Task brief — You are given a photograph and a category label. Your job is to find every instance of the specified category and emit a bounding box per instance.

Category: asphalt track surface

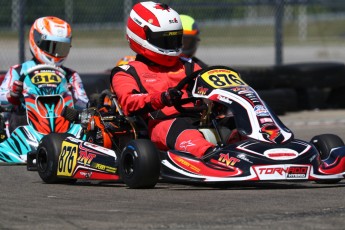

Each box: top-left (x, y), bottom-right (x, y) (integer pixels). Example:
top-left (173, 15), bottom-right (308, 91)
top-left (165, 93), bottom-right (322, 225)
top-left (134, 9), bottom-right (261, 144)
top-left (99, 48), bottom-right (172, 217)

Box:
top-left (1, 110), bottom-right (345, 230)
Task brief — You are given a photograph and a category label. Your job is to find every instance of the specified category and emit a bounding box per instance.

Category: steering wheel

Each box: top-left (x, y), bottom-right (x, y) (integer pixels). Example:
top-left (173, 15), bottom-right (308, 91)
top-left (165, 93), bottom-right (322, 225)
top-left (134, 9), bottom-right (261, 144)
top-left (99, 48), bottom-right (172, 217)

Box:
top-left (173, 69), bottom-right (207, 114)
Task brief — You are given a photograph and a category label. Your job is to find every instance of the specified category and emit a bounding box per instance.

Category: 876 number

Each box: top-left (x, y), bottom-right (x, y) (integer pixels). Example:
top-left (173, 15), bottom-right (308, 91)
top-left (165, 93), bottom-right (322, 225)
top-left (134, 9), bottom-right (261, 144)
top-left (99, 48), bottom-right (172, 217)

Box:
top-left (208, 74), bottom-right (245, 87)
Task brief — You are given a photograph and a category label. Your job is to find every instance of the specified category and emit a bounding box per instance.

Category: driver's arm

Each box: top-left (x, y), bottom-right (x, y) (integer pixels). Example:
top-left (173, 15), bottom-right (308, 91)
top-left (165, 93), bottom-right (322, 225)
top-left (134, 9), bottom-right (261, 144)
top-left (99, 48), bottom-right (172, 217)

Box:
top-left (111, 71), bottom-right (166, 116)
top-left (0, 66), bottom-right (21, 108)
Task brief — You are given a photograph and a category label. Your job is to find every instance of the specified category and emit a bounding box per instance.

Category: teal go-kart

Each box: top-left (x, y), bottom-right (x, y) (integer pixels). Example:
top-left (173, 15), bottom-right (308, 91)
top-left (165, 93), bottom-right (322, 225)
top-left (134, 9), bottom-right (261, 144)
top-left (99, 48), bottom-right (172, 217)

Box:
top-left (0, 64), bottom-right (83, 164)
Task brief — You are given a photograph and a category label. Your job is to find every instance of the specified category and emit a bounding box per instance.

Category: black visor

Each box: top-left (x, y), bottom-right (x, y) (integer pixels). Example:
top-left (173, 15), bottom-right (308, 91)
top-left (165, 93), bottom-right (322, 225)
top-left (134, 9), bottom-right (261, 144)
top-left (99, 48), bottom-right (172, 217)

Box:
top-left (145, 28), bottom-right (183, 51)
top-left (33, 29), bottom-right (71, 57)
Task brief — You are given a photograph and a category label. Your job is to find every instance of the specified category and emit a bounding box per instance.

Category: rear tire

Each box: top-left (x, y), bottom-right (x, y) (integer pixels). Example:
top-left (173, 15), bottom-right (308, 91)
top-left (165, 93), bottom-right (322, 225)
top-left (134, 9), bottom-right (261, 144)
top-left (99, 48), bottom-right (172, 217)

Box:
top-left (119, 139), bottom-right (160, 189)
top-left (37, 133), bottom-right (76, 184)
top-left (311, 134), bottom-right (344, 184)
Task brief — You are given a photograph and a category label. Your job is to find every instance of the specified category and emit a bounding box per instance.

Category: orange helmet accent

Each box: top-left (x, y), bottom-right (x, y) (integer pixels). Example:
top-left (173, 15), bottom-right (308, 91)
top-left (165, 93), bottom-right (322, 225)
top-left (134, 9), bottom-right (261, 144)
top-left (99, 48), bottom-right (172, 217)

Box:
top-left (29, 16), bottom-right (72, 66)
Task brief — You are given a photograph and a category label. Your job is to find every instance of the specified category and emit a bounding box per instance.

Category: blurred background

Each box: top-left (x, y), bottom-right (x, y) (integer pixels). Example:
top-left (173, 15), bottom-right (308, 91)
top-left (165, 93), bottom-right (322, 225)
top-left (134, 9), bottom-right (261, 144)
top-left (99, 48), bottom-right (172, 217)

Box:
top-left (2, 0), bottom-right (345, 72)
top-left (2, 0), bottom-right (345, 113)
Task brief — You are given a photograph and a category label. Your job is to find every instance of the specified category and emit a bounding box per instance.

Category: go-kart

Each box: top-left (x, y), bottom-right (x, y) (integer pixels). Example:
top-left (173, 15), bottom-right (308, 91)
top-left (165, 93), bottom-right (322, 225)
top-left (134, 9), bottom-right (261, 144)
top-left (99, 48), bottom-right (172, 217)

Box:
top-left (32, 66), bottom-right (345, 188)
top-left (0, 64), bottom-right (83, 164)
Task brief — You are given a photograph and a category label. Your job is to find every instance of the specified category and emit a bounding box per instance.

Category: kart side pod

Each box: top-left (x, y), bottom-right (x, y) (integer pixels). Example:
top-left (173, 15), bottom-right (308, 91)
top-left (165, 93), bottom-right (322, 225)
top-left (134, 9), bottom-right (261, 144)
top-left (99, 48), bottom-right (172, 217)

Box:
top-left (34, 133), bottom-right (160, 188)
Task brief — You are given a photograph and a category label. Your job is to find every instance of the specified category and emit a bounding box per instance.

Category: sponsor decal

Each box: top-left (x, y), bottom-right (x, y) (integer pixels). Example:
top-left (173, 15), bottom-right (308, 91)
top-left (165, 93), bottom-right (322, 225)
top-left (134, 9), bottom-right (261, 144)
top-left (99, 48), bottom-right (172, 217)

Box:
top-left (175, 156), bottom-right (201, 173)
top-left (37, 83), bottom-right (58, 88)
top-left (231, 87), bottom-right (247, 92)
top-left (254, 105), bottom-right (269, 117)
top-left (218, 153), bottom-right (240, 167)
top-left (179, 140), bottom-right (196, 151)
top-left (168, 18), bottom-right (178, 24)
top-left (133, 18), bottom-right (142, 26)
top-left (142, 73), bottom-right (157, 79)
top-left (238, 90), bottom-right (253, 94)
top-left (260, 123), bottom-right (281, 142)
top-left (237, 153), bottom-right (253, 163)
top-left (253, 165), bottom-right (309, 180)
top-left (80, 171), bottom-right (92, 179)
top-left (92, 163), bottom-right (117, 173)
top-left (145, 79), bottom-right (156, 83)
top-left (286, 166), bottom-right (309, 178)
top-left (130, 94), bottom-right (146, 98)
top-left (168, 152), bottom-right (243, 177)
top-left (260, 118), bottom-right (273, 123)
top-left (264, 148), bottom-right (298, 160)
top-left (245, 94), bottom-right (259, 101)
top-left (197, 86), bottom-right (209, 95)
top-left (78, 150), bottom-right (96, 166)
top-left (217, 95), bottom-right (232, 104)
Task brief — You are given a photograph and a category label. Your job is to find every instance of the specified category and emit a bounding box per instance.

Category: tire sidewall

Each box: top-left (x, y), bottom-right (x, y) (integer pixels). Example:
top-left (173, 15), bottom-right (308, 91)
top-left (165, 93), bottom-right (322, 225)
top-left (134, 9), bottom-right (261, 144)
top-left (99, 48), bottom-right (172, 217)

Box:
top-left (311, 134), bottom-right (344, 160)
top-left (119, 139), bottom-right (160, 189)
top-left (37, 133), bottom-right (72, 183)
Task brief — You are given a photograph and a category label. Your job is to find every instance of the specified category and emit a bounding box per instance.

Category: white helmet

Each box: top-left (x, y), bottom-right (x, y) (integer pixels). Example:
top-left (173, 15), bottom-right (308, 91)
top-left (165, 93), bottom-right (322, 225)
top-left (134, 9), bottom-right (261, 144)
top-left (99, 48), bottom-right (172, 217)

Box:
top-left (126, 1), bottom-right (183, 66)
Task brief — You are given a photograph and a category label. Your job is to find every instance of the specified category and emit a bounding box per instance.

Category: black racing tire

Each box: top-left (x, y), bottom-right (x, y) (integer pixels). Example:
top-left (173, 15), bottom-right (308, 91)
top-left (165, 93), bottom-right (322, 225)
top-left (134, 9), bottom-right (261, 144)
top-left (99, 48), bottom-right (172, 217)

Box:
top-left (310, 134), bottom-right (344, 184)
top-left (37, 133), bottom-right (76, 184)
top-left (119, 139), bottom-right (160, 189)
top-left (311, 134), bottom-right (344, 160)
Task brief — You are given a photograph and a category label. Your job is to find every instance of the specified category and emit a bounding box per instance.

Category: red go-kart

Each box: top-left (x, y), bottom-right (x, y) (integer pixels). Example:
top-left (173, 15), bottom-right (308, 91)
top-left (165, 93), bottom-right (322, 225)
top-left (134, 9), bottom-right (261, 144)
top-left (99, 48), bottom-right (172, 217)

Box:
top-left (31, 66), bottom-right (345, 188)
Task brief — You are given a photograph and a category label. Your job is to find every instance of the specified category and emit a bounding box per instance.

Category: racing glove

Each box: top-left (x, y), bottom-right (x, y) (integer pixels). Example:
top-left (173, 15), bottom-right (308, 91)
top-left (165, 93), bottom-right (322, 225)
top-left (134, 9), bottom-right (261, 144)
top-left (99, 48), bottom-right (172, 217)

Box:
top-left (161, 88), bottom-right (183, 107)
top-left (7, 80), bottom-right (23, 105)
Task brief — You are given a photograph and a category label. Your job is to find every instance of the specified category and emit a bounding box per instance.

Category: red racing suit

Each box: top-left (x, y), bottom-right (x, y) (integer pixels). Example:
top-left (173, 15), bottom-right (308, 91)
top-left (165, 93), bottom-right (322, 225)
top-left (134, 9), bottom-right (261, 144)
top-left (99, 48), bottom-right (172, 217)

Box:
top-left (111, 55), bottom-right (214, 158)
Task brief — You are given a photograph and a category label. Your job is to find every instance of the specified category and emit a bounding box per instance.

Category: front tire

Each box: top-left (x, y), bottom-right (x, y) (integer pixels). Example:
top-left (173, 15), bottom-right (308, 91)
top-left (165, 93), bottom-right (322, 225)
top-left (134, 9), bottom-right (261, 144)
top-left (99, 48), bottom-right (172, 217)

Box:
top-left (119, 139), bottom-right (160, 189)
top-left (311, 134), bottom-right (344, 160)
top-left (37, 133), bottom-right (75, 184)
top-left (311, 134), bottom-right (344, 184)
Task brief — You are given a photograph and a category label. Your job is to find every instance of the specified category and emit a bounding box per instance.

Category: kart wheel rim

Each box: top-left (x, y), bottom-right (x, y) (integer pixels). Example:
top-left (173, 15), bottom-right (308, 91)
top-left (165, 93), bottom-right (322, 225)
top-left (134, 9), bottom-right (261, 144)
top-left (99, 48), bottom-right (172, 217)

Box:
top-left (37, 147), bottom-right (48, 171)
top-left (123, 153), bottom-right (134, 177)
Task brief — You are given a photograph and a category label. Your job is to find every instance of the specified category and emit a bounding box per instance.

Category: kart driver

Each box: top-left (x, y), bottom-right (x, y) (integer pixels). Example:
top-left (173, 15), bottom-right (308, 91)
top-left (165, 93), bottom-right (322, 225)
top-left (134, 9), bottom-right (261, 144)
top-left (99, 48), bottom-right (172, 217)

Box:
top-left (111, 1), bottom-right (217, 158)
top-left (0, 16), bottom-right (89, 133)
top-left (180, 14), bottom-right (208, 68)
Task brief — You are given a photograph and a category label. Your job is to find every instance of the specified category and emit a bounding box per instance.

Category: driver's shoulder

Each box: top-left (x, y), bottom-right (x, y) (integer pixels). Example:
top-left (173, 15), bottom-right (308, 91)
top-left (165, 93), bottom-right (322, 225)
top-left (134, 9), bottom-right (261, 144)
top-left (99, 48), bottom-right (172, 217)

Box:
top-left (13, 60), bottom-right (36, 76)
top-left (60, 66), bottom-right (79, 78)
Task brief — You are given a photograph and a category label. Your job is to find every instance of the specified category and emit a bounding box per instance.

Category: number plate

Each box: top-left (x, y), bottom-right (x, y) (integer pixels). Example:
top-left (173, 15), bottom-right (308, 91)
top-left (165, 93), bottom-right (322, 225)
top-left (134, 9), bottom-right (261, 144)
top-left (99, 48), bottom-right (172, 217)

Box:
top-left (57, 141), bottom-right (78, 176)
top-left (201, 68), bottom-right (247, 88)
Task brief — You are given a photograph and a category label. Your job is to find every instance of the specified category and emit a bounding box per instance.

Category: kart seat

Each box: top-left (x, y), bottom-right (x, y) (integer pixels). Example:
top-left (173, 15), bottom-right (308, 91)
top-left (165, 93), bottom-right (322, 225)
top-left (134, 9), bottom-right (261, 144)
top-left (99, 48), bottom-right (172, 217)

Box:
top-left (199, 128), bottom-right (219, 145)
top-left (199, 126), bottom-right (232, 145)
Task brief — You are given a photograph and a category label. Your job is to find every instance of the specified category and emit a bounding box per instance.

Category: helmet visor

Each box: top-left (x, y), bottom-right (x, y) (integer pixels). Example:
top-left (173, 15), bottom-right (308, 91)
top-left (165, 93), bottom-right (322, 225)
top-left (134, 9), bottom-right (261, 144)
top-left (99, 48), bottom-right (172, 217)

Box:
top-left (34, 30), bottom-right (71, 57)
top-left (146, 29), bottom-right (183, 51)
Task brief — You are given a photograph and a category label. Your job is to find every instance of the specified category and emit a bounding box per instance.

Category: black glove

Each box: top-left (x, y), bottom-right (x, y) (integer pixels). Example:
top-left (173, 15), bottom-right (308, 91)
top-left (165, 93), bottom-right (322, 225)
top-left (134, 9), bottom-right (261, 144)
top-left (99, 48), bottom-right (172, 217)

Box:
top-left (161, 88), bottom-right (183, 107)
